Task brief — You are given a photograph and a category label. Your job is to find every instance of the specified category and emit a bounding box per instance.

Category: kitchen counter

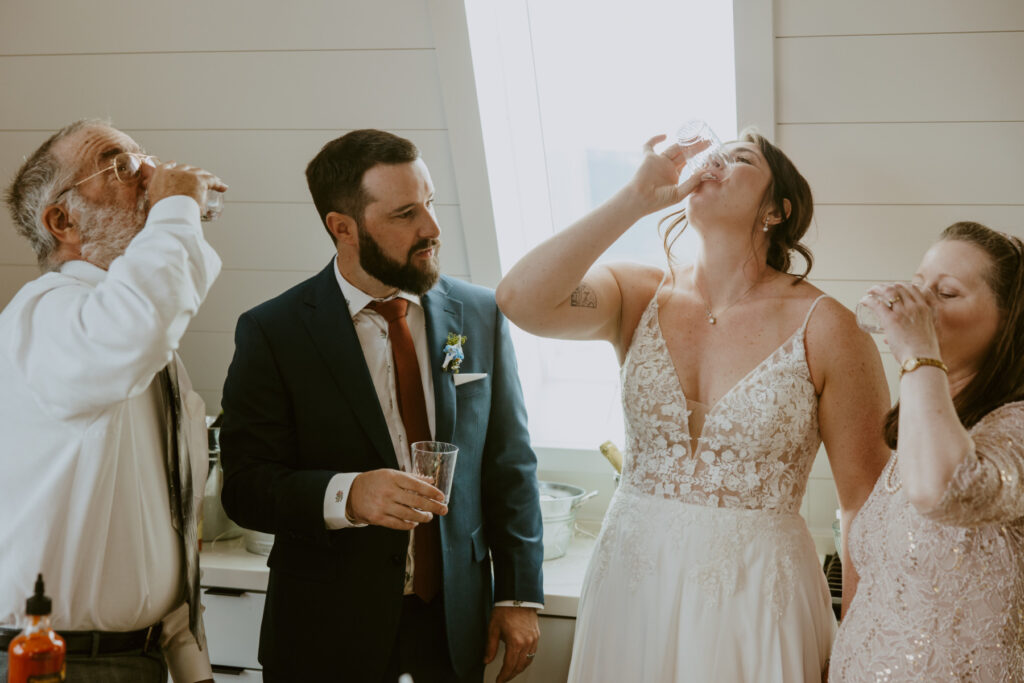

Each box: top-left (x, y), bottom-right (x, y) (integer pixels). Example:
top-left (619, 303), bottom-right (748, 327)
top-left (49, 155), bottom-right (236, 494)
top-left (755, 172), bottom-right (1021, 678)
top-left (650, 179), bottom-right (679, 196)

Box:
top-left (200, 529), bottom-right (597, 618)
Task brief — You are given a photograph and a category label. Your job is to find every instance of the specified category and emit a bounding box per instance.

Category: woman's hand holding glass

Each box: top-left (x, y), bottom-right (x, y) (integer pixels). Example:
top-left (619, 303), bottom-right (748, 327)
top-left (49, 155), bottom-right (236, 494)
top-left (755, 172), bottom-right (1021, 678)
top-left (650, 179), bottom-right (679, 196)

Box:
top-left (625, 135), bottom-right (706, 216)
top-left (676, 119), bottom-right (733, 183)
top-left (857, 283), bottom-right (942, 364)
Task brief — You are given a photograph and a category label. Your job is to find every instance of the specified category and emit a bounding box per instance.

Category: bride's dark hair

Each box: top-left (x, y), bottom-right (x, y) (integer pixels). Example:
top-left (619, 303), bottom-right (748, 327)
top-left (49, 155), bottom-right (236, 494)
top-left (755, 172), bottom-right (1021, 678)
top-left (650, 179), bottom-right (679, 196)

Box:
top-left (657, 128), bottom-right (815, 281)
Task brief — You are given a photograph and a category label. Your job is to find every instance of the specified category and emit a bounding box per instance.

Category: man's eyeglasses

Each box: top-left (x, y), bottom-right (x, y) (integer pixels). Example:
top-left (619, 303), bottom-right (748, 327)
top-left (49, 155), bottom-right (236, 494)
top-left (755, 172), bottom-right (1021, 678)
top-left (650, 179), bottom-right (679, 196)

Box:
top-left (53, 152), bottom-right (158, 202)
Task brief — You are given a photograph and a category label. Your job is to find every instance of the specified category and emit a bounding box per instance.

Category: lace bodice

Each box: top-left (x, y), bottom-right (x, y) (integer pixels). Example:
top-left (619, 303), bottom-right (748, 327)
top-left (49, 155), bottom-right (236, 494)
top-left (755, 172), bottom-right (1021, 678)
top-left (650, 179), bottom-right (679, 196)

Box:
top-left (619, 289), bottom-right (826, 513)
top-left (830, 401), bottom-right (1024, 681)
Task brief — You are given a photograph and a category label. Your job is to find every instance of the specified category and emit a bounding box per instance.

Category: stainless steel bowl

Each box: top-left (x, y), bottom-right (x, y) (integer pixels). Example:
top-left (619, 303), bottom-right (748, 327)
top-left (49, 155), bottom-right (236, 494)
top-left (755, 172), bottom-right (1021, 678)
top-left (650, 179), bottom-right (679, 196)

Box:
top-left (539, 481), bottom-right (597, 560)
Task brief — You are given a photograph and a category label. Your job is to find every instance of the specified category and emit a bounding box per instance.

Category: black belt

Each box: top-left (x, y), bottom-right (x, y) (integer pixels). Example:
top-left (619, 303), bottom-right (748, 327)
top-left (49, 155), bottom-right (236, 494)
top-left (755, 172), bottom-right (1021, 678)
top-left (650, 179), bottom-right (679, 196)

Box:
top-left (0, 623), bottom-right (162, 656)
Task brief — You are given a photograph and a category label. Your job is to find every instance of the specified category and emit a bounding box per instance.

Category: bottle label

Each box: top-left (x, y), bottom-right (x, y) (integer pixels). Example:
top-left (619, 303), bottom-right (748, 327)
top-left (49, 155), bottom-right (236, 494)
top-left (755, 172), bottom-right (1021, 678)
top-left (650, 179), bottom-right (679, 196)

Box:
top-left (27, 663), bottom-right (65, 682)
top-left (27, 674), bottom-right (64, 683)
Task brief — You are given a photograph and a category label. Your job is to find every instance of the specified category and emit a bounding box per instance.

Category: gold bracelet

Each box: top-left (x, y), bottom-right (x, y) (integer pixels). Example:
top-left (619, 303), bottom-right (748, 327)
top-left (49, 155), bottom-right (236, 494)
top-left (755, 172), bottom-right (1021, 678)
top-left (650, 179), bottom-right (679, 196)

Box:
top-left (898, 357), bottom-right (948, 378)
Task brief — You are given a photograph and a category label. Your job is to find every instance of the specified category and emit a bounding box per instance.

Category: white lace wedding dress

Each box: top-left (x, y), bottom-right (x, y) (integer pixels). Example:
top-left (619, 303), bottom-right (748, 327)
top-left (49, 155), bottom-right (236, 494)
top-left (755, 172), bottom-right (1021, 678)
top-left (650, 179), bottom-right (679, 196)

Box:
top-left (567, 289), bottom-right (836, 683)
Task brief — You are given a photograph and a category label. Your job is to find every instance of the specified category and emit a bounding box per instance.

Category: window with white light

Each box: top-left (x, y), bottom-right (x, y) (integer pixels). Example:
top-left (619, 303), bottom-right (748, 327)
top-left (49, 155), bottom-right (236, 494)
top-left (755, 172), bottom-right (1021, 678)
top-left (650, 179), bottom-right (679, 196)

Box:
top-left (467, 0), bottom-right (738, 451)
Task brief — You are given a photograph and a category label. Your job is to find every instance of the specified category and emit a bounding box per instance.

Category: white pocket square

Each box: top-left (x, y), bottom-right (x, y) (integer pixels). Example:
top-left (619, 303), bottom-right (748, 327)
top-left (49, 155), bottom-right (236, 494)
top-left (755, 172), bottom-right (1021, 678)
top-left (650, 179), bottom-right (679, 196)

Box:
top-left (454, 372), bottom-right (487, 387)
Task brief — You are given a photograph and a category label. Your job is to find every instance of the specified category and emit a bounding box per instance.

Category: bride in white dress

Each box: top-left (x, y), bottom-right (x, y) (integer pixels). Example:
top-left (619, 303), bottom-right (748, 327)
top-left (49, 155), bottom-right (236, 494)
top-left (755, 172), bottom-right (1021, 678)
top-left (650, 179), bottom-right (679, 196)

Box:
top-left (496, 131), bottom-right (891, 682)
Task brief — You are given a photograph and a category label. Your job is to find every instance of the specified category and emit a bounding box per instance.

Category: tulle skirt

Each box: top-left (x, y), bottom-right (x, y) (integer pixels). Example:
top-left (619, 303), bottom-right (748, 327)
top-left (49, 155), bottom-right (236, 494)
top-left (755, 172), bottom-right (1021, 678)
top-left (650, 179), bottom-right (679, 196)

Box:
top-left (567, 487), bottom-right (836, 683)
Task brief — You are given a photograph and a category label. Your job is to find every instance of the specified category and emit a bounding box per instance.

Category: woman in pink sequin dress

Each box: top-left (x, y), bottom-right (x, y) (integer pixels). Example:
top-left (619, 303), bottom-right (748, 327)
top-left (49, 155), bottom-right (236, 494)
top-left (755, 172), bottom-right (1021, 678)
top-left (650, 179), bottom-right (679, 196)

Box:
top-left (830, 222), bottom-right (1024, 681)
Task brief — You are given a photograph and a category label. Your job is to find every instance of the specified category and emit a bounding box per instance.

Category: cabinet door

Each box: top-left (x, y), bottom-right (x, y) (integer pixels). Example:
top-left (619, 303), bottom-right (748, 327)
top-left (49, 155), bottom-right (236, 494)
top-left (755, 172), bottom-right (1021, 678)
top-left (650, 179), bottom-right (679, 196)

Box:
top-left (483, 615), bottom-right (576, 682)
top-left (202, 586), bottom-right (266, 670)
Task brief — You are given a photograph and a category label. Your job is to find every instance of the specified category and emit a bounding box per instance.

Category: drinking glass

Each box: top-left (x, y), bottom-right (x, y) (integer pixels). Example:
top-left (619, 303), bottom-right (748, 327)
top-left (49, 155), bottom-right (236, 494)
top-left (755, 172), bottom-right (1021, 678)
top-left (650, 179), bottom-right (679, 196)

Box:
top-left (855, 297), bottom-right (884, 334)
top-left (201, 189), bottom-right (224, 222)
top-left (675, 119), bottom-right (732, 183)
top-left (411, 441), bottom-right (458, 504)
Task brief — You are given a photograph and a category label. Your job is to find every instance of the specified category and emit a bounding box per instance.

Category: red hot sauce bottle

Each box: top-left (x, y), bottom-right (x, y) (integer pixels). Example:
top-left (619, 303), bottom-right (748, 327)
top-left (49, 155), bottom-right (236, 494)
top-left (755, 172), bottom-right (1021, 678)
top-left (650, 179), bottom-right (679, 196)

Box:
top-left (7, 574), bottom-right (65, 683)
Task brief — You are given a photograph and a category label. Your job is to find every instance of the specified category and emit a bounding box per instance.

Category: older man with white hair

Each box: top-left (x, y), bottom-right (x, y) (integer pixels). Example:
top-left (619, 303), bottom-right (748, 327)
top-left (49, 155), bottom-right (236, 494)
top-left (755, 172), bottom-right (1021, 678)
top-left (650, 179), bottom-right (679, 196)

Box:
top-left (0, 119), bottom-right (224, 683)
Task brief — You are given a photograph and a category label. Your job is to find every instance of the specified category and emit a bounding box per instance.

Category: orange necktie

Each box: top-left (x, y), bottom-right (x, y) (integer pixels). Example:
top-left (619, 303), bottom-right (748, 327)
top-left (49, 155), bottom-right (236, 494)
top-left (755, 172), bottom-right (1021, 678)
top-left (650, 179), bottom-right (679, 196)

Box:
top-left (366, 298), bottom-right (442, 602)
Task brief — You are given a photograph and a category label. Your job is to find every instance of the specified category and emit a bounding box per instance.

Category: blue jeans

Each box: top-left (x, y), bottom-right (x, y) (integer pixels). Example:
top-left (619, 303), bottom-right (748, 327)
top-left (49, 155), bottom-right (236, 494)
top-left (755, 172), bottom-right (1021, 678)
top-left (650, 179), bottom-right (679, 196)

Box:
top-left (0, 648), bottom-right (168, 682)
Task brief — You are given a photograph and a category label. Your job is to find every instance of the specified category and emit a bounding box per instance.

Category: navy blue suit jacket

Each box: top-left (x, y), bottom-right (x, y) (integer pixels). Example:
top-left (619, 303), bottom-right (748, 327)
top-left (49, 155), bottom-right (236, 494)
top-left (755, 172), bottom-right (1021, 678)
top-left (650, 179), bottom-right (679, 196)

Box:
top-left (219, 263), bottom-right (544, 680)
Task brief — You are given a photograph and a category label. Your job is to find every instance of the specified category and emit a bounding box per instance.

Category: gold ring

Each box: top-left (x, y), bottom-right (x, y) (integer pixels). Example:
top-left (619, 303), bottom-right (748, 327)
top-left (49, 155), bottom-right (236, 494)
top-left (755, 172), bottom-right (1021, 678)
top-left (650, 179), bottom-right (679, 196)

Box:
top-left (886, 296), bottom-right (901, 308)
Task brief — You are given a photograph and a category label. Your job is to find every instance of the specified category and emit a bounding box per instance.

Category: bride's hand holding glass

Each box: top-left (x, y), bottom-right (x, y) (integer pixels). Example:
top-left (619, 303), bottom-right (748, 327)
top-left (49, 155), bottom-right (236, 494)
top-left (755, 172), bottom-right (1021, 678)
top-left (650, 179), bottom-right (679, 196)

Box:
top-left (624, 135), bottom-right (706, 216)
top-left (857, 282), bottom-right (942, 364)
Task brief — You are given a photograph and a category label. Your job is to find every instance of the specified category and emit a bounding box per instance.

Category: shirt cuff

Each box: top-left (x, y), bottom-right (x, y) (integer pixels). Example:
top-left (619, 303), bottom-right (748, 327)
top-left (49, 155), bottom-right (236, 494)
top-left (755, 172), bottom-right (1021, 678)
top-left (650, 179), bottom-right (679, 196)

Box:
top-left (324, 472), bottom-right (368, 529)
top-left (495, 600), bottom-right (545, 609)
top-left (147, 194), bottom-right (201, 227)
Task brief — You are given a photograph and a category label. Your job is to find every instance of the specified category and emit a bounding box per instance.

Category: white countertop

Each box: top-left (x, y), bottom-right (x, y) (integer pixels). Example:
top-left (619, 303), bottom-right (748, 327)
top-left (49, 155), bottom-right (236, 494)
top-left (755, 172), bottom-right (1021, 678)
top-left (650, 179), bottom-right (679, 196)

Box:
top-left (199, 529), bottom-right (596, 619)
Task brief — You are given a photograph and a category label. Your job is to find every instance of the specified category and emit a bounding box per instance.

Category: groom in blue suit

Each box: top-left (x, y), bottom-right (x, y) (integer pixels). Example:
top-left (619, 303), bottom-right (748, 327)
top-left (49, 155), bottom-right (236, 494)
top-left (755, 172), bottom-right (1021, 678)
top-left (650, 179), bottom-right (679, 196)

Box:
top-left (219, 130), bottom-right (544, 682)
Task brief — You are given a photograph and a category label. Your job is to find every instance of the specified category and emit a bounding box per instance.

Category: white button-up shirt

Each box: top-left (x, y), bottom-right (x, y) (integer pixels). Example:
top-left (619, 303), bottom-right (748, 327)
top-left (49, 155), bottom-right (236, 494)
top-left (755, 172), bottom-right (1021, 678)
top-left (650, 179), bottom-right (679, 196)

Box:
top-left (0, 196), bottom-right (220, 683)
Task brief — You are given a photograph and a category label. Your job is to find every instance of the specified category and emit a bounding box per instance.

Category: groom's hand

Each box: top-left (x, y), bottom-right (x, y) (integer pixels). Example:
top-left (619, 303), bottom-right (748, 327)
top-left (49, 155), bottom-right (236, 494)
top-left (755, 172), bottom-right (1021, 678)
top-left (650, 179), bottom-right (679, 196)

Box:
top-left (484, 606), bottom-right (540, 682)
top-left (347, 469), bottom-right (448, 530)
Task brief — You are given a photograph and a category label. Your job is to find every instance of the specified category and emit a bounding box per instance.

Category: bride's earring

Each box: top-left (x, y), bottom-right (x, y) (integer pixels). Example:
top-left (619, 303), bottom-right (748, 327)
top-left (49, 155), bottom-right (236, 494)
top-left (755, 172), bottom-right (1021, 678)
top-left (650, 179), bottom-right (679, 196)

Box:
top-left (762, 218), bottom-right (770, 232)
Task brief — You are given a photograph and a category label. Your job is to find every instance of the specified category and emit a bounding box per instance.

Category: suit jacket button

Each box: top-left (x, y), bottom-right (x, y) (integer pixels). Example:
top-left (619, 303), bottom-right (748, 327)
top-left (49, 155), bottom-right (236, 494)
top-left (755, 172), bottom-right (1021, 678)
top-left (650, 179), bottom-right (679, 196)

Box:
top-left (391, 554), bottom-right (403, 565)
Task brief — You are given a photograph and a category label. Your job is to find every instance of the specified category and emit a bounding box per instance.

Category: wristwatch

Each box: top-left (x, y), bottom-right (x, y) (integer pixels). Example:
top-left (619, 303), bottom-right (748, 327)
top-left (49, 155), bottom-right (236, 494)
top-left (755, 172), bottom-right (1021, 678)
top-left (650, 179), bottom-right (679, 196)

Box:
top-left (899, 357), bottom-right (948, 378)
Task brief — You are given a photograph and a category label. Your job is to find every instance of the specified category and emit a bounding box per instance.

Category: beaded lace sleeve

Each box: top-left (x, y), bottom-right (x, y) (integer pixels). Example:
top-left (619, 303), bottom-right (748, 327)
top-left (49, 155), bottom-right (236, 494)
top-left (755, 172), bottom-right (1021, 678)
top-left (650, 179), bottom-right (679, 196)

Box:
top-left (920, 400), bottom-right (1024, 528)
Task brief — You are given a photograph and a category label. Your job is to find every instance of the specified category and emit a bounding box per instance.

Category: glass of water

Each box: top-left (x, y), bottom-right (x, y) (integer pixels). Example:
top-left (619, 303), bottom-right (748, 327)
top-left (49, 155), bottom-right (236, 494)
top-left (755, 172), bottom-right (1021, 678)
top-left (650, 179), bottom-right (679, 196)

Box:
top-left (201, 189), bottom-right (224, 222)
top-left (676, 119), bottom-right (732, 183)
top-left (855, 297), bottom-right (885, 334)
top-left (411, 441), bottom-right (458, 504)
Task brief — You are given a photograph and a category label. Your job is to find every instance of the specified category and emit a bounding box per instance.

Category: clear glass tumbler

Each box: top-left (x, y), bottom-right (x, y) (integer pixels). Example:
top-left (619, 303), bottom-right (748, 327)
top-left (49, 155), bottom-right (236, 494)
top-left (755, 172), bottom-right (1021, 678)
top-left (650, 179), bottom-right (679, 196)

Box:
top-left (855, 296), bottom-right (884, 334)
top-left (411, 441), bottom-right (458, 504)
top-left (201, 189), bottom-right (224, 222)
top-left (676, 119), bottom-right (732, 183)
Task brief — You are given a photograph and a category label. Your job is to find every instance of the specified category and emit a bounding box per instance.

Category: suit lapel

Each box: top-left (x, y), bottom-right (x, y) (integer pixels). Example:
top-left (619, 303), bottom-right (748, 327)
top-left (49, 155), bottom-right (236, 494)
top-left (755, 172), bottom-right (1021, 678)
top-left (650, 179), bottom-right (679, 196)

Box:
top-left (422, 277), bottom-right (462, 445)
top-left (301, 263), bottom-right (399, 470)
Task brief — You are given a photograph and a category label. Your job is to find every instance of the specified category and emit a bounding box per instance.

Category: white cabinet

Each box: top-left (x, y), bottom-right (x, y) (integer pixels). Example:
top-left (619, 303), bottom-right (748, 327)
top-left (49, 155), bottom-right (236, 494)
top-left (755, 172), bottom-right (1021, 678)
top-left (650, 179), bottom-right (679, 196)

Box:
top-left (199, 535), bottom-right (592, 682)
top-left (483, 615), bottom-right (576, 683)
top-left (212, 667), bottom-right (263, 682)
top-left (202, 585), bottom-right (265, 680)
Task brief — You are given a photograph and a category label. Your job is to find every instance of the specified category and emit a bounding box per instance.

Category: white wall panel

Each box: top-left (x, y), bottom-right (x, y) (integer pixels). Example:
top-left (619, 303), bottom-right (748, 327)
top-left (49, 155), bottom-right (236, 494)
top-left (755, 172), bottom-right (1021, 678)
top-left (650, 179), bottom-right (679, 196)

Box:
top-left (202, 203), bottom-right (467, 273)
top-left (778, 122), bottom-right (1024, 205)
top-left (0, 1), bottom-right (432, 55)
top-left (0, 226), bottom-right (37, 267)
top-left (0, 265), bottom-right (37, 308)
top-left (0, 202), bottom-right (468, 287)
top-left (0, 130), bottom-right (459, 207)
top-left (178, 330), bottom-right (237, 397)
top-left (189, 270), bottom-right (318, 335)
top-left (121, 130), bottom-right (460, 204)
top-left (776, 0), bottom-right (1024, 37)
top-left (0, 0), bottom-right (498, 427)
top-left (807, 205), bottom-right (1024, 281)
top-left (0, 51), bottom-right (446, 130)
top-left (778, 33), bottom-right (1024, 123)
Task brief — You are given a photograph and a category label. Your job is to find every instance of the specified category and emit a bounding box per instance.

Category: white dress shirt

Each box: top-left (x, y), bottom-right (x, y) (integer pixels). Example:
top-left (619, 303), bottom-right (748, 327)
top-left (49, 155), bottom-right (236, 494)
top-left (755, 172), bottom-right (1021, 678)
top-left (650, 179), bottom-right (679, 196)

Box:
top-left (322, 259), bottom-right (542, 609)
top-left (0, 196), bottom-right (219, 683)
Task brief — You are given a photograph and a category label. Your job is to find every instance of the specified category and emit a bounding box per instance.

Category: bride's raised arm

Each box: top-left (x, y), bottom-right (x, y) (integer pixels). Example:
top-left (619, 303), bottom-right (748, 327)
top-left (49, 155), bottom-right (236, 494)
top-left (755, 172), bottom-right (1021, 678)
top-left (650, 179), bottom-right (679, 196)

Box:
top-left (496, 135), bottom-right (701, 349)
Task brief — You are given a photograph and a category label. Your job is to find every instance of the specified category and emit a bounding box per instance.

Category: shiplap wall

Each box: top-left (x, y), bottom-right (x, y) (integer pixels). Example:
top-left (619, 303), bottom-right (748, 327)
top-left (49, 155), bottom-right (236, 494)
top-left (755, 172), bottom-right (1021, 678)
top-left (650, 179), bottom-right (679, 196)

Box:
top-left (0, 0), bottom-right (500, 413)
top-left (772, 0), bottom-right (1024, 540)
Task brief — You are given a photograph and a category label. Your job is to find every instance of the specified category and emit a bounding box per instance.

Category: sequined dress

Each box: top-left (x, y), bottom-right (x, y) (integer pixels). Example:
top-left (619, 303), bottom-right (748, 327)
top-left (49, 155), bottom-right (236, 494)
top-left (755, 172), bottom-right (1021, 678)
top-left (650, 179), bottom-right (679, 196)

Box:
top-left (830, 401), bottom-right (1024, 682)
top-left (566, 289), bottom-right (836, 683)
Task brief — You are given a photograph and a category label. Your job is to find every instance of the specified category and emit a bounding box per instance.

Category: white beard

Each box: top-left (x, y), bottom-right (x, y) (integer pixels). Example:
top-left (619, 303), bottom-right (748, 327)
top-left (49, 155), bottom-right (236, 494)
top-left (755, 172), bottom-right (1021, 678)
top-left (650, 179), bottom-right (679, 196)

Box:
top-left (67, 193), bottom-right (148, 270)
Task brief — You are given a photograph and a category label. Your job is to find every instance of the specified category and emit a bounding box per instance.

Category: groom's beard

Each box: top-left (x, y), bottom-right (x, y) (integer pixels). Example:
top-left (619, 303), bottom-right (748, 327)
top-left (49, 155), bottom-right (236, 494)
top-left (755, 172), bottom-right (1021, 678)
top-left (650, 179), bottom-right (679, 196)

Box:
top-left (357, 223), bottom-right (441, 296)
top-left (67, 192), bottom-right (148, 270)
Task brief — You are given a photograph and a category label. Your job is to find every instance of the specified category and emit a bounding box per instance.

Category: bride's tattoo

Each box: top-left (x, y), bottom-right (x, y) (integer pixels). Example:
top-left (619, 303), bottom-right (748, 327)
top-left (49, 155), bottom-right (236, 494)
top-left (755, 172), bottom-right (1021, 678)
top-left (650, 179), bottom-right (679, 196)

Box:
top-left (571, 284), bottom-right (598, 308)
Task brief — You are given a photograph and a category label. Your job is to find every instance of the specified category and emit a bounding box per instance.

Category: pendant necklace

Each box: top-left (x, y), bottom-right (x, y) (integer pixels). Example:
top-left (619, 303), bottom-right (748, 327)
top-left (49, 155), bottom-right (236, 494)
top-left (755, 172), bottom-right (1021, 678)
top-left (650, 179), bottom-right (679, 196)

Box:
top-left (693, 273), bottom-right (764, 325)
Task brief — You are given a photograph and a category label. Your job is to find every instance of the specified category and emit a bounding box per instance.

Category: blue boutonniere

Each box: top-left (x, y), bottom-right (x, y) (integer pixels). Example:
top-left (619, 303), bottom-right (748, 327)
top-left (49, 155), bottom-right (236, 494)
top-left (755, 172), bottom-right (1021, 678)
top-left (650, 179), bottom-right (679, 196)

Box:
top-left (442, 332), bottom-right (467, 373)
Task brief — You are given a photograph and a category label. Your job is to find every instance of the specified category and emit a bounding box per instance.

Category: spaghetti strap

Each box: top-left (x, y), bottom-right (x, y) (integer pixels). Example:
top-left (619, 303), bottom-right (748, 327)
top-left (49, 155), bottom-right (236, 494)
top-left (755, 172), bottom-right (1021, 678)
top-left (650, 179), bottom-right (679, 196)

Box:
top-left (799, 294), bottom-right (831, 334)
